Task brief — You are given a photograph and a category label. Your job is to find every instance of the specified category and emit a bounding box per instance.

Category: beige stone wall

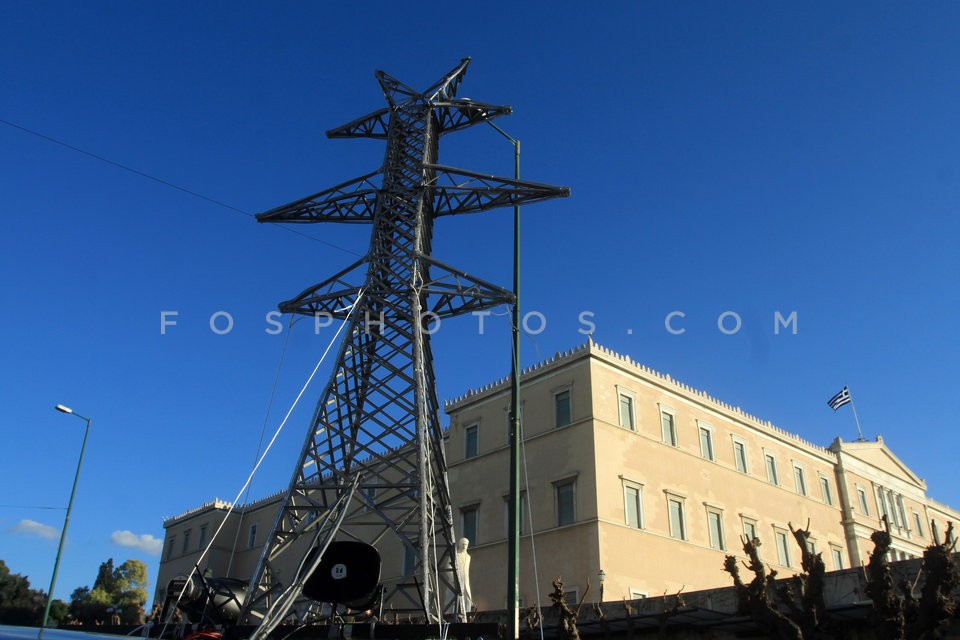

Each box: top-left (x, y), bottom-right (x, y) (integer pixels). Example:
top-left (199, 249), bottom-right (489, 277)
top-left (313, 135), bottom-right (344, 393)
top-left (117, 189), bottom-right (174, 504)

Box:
top-left (589, 356), bottom-right (845, 599)
top-left (926, 500), bottom-right (960, 545)
top-left (445, 344), bottom-right (851, 607)
top-left (829, 437), bottom-right (947, 563)
top-left (154, 500), bottom-right (276, 605)
top-left (154, 341), bottom-right (960, 615)
top-left (446, 352), bottom-right (598, 610)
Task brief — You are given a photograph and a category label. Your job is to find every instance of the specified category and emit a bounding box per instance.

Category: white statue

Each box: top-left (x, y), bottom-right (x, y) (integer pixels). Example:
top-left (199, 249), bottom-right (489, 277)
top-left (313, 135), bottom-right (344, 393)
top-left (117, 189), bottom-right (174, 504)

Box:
top-left (455, 537), bottom-right (473, 611)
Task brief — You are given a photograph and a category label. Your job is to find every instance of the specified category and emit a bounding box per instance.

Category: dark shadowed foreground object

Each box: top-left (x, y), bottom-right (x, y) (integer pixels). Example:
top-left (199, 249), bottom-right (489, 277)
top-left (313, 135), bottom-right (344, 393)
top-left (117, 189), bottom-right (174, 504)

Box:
top-left (163, 575), bottom-right (247, 624)
top-left (303, 541), bottom-right (381, 610)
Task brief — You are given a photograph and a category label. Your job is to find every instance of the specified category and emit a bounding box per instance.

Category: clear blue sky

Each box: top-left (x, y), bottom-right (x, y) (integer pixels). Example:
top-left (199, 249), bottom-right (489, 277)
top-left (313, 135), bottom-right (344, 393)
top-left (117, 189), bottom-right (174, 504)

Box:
top-left (2, 1), bottom-right (958, 606)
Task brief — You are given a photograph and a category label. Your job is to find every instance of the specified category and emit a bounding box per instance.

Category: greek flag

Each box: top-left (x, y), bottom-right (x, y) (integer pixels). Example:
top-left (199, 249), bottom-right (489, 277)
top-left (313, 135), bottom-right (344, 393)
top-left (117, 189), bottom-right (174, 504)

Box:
top-left (828, 387), bottom-right (851, 411)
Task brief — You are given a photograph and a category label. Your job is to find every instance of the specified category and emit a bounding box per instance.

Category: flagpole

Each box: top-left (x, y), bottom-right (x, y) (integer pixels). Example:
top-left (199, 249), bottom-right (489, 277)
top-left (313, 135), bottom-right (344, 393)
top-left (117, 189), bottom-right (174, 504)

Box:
top-left (847, 385), bottom-right (865, 441)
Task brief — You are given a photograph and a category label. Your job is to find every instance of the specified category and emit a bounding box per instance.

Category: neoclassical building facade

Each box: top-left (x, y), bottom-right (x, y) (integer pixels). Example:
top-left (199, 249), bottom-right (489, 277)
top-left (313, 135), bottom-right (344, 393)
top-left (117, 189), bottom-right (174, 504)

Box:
top-left (155, 340), bottom-right (958, 612)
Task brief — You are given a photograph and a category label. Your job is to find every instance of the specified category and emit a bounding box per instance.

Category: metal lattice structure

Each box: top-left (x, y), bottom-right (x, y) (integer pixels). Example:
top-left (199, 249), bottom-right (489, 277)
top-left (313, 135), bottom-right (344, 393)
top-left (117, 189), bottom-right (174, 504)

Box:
top-left (241, 58), bottom-right (569, 628)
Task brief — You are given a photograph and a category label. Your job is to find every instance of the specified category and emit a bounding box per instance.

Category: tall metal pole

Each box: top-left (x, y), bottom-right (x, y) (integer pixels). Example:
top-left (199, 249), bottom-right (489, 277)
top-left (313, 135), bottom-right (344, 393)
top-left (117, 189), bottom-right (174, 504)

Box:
top-left (242, 59), bottom-right (568, 625)
top-left (488, 120), bottom-right (521, 640)
top-left (847, 385), bottom-right (866, 441)
top-left (43, 405), bottom-right (92, 630)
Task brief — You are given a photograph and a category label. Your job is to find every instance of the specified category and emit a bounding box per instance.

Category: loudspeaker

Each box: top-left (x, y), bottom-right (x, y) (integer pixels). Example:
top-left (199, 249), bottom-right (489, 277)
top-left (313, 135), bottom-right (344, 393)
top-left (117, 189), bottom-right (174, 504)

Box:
top-left (303, 541), bottom-right (381, 609)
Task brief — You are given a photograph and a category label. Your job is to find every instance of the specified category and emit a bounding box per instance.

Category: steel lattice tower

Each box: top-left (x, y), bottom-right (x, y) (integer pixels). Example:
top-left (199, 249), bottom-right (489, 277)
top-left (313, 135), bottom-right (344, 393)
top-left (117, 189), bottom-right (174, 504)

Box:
top-left (241, 58), bottom-right (569, 628)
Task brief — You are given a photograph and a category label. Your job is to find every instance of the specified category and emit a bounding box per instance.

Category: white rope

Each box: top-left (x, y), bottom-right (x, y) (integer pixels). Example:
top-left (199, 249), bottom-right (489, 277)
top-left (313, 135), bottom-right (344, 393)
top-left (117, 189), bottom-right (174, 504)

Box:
top-left (160, 289), bottom-right (365, 635)
top-left (228, 314), bottom-right (296, 575)
top-left (502, 304), bottom-right (546, 637)
top-left (520, 413), bottom-right (546, 640)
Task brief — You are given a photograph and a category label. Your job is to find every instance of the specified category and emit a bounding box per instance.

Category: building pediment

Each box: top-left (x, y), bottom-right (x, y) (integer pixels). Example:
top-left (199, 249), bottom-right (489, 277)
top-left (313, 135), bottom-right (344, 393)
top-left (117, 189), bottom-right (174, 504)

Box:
top-left (831, 436), bottom-right (926, 490)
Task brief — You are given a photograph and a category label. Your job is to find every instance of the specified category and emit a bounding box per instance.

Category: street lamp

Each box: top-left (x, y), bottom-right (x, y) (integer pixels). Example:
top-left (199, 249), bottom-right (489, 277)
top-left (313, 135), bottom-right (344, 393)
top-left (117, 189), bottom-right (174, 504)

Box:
top-left (42, 404), bottom-right (92, 630)
top-left (598, 569), bottom-right (606, 603)
top-left (486, 119), bottom-right (522, 640)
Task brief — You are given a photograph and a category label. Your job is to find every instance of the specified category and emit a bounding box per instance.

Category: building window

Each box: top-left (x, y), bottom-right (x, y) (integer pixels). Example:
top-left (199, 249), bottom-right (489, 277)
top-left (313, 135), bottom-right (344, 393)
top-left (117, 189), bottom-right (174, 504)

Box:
top-left (742, 518), bottom-right (758, 545)
top-left (831, 547), bottom-right (844, 570)
top-left (819, 475), bottom-right (833, 505)
top-left (707, 509), bottom-right (725, 550)
top-left (166, 537), bottom-right (175, 560)
top-left (402, 539), bottom-right (417, 575)
top-left (765, 452), bottom-right (779, 485)
top-left (198, 525), bottom-right (207, 550)
top-left (806, 538), bottom-right (817, 555)
top-left (182, 529), bottom-right (191, 554)
top-left (661, 409), bottom-right (677, 447)
top-left (618, 391), bottom-right (636, 431)
top-left (555, 389), bottom-right (572, 428)
top-left (895, 496), bottom-right (908, 531)
top-left (628, 589), bottom-right (647, 600)
top-left (563, 589), bottom-right (579, 607)
top-left (932, 520), bottom-right (940, 542)
top-left (732, 438), bottom-right (748, 474)
top-left (793, 464), bottom-right (807, 496)
top-left (699, 424), bottom-right (715, 461)
top-left (885, 491), bottom-right (901, 528)
top-left (667, 496), bottom-right (686, 540)
top-left (857, 487), bottom-right (870, 515)
top-left (775, 529), bottom-right (791, 567)
top-left (460, 505), bottom-right (479, 546)
top-left (556, 479), bottom-right (576, 526)
top-left (913, 511), bottom-right (925, 537)
top-left (464, 424), bottom-right (479, 459)
top-left (623, 483), bottom-right (643, 529)
top-left (247, 524), bottom-right (258, 548)
top-left (875, 487), bottom-right (889, 521)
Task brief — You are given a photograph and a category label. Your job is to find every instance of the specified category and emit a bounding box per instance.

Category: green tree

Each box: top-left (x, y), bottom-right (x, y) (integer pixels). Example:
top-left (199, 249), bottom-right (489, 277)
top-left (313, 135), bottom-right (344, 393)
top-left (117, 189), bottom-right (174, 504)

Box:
top-left (47, 600), bottom-right (69, 625)
top-left (92, 559), bottom-right (117, 595)
top-left (0, 559), bottom-right (65, 627)
top-left (115, 560), bottom-right (148, 623)
top-left (69, 558), bottom-right (149, 625)
top-left (68, 586), bottom-right (93, 623)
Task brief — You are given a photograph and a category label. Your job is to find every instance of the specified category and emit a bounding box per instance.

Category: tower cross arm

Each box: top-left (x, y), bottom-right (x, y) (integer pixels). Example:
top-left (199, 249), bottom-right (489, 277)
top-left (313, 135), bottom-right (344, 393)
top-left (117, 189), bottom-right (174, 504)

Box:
top-left (434, 99), bottom-right (512, 135)
top-left (375, 70), bottom-right (421, 107)
top-left (328, 57), bottom-right (472, 137)
top-left (418, 254), bottom-right (514, 319)
top-left (275, 257), bottom-right (368, 318)
top-left (425, 164), bottom-right (570, 217)
top-left (278, 287), bottom-right (365, 318)
top-left (256, 171), bottom-right (381, 223)
top-left (423, 57), bottom-right (472, 102)
top-left (326, 108), bottom-right (392, 139)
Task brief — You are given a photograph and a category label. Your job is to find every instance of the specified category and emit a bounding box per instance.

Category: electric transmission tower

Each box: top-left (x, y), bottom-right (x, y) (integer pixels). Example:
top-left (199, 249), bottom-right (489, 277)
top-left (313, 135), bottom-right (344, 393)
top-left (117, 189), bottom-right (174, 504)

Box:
top-left (241, 58), bottom-right (569, 629)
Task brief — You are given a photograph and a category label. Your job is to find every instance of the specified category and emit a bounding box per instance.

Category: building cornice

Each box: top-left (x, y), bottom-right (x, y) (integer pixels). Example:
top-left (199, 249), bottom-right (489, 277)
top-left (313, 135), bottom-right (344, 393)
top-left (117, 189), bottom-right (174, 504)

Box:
top-left (926, 496), bottom-right (960, 519)
top-left (446, 339), bottom-right (834, 460)
top-left (587, 341), bottom-right (835, 460)
top-left (444, 340), bottom-right (593, 411)
top-left (162, 499), bottom-right (232, 526)
top-left (163, 489), bottom-right (289, 526)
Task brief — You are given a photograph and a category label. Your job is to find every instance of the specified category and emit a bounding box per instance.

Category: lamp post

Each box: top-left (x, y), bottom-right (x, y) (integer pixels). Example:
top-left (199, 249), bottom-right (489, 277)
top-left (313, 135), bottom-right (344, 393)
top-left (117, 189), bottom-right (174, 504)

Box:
top-left (598, 569), bottom-right (606, 603)
top-left (42, 404), bottom-right (92, 630)
top-left (486, 119), bottom-right (522, 640)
